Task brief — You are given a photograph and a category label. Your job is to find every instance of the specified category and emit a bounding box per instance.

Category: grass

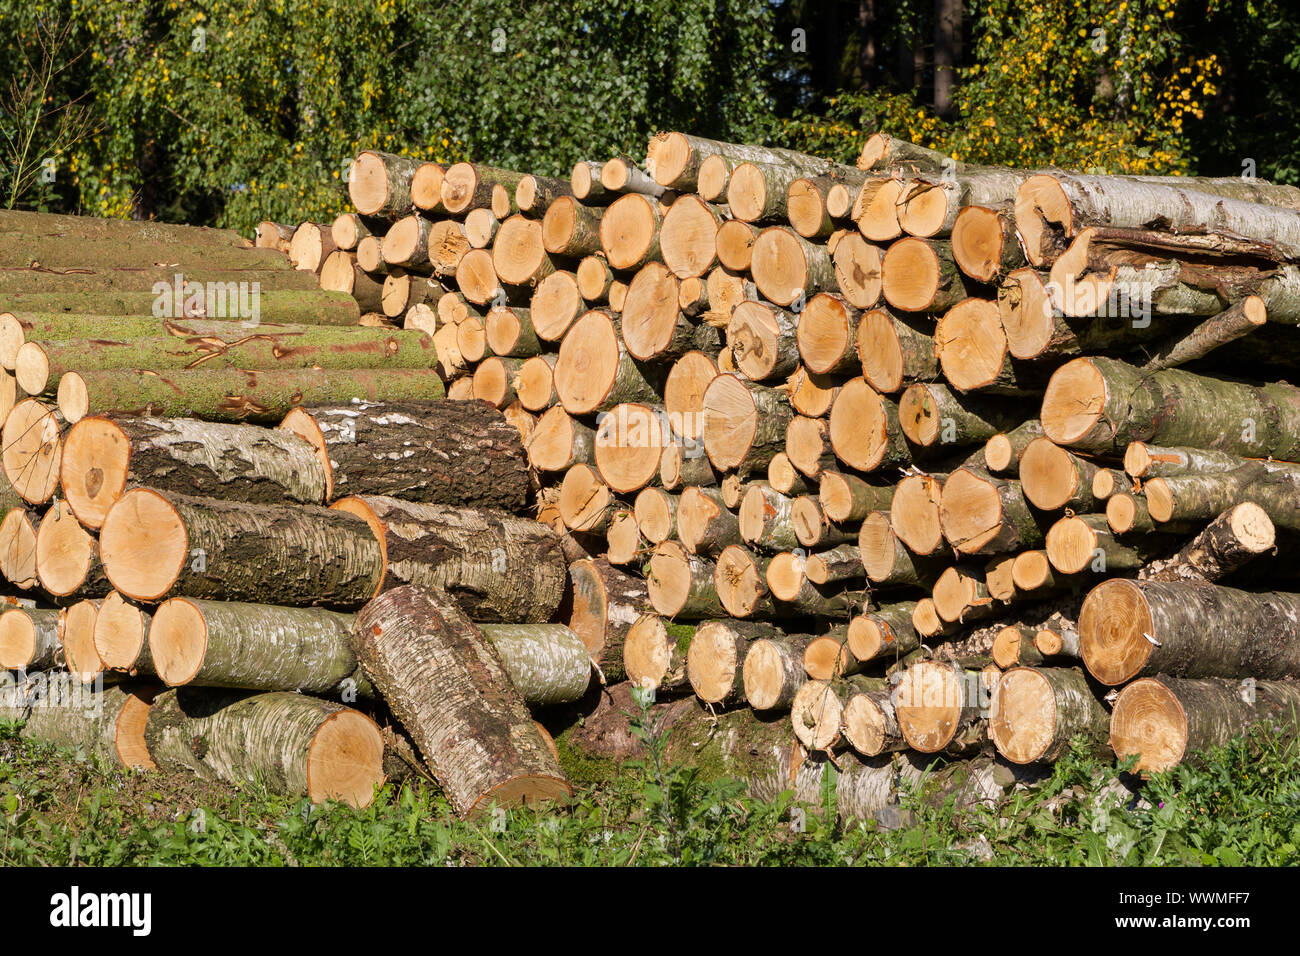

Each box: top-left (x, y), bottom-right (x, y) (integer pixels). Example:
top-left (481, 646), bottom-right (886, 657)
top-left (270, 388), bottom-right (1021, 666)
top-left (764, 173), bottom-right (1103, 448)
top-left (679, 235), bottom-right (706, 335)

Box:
top-left (0, 707), bottom-right (1297, 867)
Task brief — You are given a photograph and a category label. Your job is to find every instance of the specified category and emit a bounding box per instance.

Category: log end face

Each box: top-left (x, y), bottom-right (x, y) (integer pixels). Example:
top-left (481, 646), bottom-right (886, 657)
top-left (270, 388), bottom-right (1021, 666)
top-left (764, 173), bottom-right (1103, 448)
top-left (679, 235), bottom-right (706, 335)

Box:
top-left (1045, 515), bottom-right (1100, 574)
top-left (624, 613), bottom-right (670, 689)
top-left (893, 661), bottom-right (962, 752)
top-left (1041, 358), bottom-right (1106, 447)
top-left (742, 639), bottom-right (783, 710)
top-left (828, 378), bottom-right (887, 473)
top-left (100, 488), bottom-right (187, 603)
top-left (0, 609), bottom-right (35, 669)
top-left (791, 679), bottom-right (842, 750)
top-left (686, 621), bottom-right (739, 703)
top-left (114, 685), bottom-right (158, 771)
top-left (1014, 174), bottom-right (1071, 266)
top-left (881, 238), bottom-right (939, 312)
top-left (307, 709), bottom-right (387, 809)
top-left (149, 598), bottom-right (207, 686)
top-left (1020, 437), bottom-right (1078, 511)
top-left (467, 774), bottom-right (572, 819)
top-left (93, 591), bottom-right (147, 671)
top-left (1228, 502), bottom-right (1275, 553)
top-left (939, 468), bottom-right (1002, 554)
top-left (1079, 578), bottom-right (1155, 685)
top-left (1109, 678), bottom-right (1188, 773)
top-left (842, 693), bottom-right (887, 756)
top-left (989, 666), bottom-right (1055, 764)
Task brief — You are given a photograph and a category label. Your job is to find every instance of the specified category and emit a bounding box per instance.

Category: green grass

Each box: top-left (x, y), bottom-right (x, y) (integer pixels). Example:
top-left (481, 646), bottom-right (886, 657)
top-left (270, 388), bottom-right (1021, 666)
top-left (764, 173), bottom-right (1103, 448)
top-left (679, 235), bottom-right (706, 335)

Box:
top-left (0, 711), bottom-right (1297, 866)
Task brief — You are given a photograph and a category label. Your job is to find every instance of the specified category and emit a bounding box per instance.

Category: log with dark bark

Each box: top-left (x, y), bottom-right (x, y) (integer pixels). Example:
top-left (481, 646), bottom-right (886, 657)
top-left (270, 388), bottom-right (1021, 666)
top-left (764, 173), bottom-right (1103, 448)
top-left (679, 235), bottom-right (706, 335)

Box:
top-left (565, 558), bottom-right (649, 685)
top-left (353, 585), bottom-right (570, 815)
top-left (330, 494), bottom-right (566, 623)
top-left (280, 399), bottom-right (528, 511)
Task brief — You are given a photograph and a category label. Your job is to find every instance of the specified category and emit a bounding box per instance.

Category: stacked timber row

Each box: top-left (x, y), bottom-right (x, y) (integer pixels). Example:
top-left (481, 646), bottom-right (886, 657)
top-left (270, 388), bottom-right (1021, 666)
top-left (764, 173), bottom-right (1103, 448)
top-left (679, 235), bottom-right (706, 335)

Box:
top-left (314, 132), bottom-right (1300, 801)
top-left (0, 210), bottom-right (601, 817)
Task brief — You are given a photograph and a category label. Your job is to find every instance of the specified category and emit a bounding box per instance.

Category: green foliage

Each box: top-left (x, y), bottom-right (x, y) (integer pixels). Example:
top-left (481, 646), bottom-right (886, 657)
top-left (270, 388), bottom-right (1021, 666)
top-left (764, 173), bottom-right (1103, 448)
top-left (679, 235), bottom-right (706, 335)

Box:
top-left (1, 722), bottom-right (1297, 866)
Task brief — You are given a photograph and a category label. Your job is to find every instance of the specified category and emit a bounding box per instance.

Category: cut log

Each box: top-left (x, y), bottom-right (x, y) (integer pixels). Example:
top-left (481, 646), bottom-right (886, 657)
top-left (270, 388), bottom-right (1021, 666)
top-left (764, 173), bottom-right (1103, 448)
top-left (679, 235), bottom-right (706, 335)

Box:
top-left (280, 400), bottom-right (528, 511)
top-left (527, 407), bottom-right (594, 472)
top-left (472, 357), bottom-right (525, 409)
top-left (623, 263), bottom-right (716, 361)
top-left (35, 501), bottom-right (110, 599)
top-left (62, 415), bottom-right (326, 529)
top-left (484, 306), bottom-right (540, 358)
top-left (842, 688), bottom-right (906, 757)
top-left (663, 350), bottom-right (718, 444)
top-left (1140, 503), bottom-right (1275, 584)
top-left (410, 162), bottom-right (446, 213)
top-left (1141, 297), bottom-right (1268, 372)
top-left (600, 157), bottom-right (662, 197)
top-left (52, 367), bottom-right (443, 425)
top-left (818, 471), bottom-right (893, 524)
top-left (1110, 676), bottom-right (1300, 773)
top-left (802, 628), bottom-right (861, 680)
top-left (714, 544), bottom-right (775, 618)
top-left (0, 676), bottom-right (155, 769)
top-left (1079, 578), bottom-right (1300, 685)
top-left (1015, 172), bottom-right (1300, 266)
top-left (599, 194), bottom-right (663, 271)
top-left (566, 558), bottom-right (649, 686)
top-left (856, 308), bottom-right (937, 395)
top-left (786, 176), bottom-right (837, 239)
top-left (990, 625), bottom-right (1045, 670)
top-left (623, 613), bottom-right (693, 694)
top-left (1142, 465), bottom-right (1300, 531)
top-left (796, 293), bottom-right (861, 375)
top-left (593, 402), bottom-right (667, 494)
top-left (792, 676), bottom-right (884, 751)
top-left (556, 463), bottom-right (614, 533)
top-left (646, 541), bottom-right (725, 618)
top-left (0, 606), bottom-right (60, 670)
top-left (1045, 513), bottom-right (1166, 575)
top-left (555, 309), bottom-right (659, 415)
top-left (688, 619), bottom-right (786, 707)
top-left (2, 398), bottom-right (63, 504)
top-left (542, 197), bottom-right (603, 258)
top-left (352, 585), bottom-right (569, 815)
top-left (989, 665), bottom-right (1108, 764)
top-left (727, 162), bottom-right (803, 223)
top-left (785, 366), bottom-right (840, 417)
top-left (0, 506), bottom-right (37, 589)
top-left (515, 174), bottom-right (573, 217)
top-left (349, 150), bottom-right (422, 219)
top-left (889, 474), bottom-right (947, 556)
top-left (100, 488), bottom-right (384, 606)
top-left (827, 378), bottom-right (909, 473)
top-left (660, 194), bottom-right (721, 278)
top-left (739, 484), bottom-right (799, 551)
top-left (605, 507), bottom-right (642, 566)
top-left (743, 633), bottom-right (814, 711)
top-left (1091, 468), bottom-right (1133, 501)
top-left (893, 660), bottom-right (988, 754)
top-left (648, 133), bottom-right (846, 190)
top-left (515, 354), bottom-right (558, 412)
top-left (857, 134), bottom-right (954, 173)
top-left (727, 300), bottom-right (798, 381)
top-left (1040, 356), bottom-right (1300, 458)
top-left (659, 441), bottom-right (716, 490)
top-left (332, 494), bottom-right (565, 623)
top-left (569, 161), bottom-right (609, 203)
top-left (882, 238), bottom-right (971, 313)
top-left (846, 601), bottom-right (922, 663)
top-left (952, 203), bottom-right (1025, 282)
top-left (441, 163), bottom-right (526, 217)
top-left (676, 486), bottom-right (741, 556)
top-left (701, 375), bottom-right (794, 476)
top-left (60, 598), bottom-right (103, 681)
top-left (932, 565), bottom-right (998, 625)
top-left (453, 248), bottom-right (502, 306)
top-left (634, 488), bottom-right (677, 545)
top-left (1018, 437), bottom-right (1101, 512)
top-left (983, 420), bottom-right (1045, 475)
top-left (531, 270), bottom-right (584, 342)
top-left (898, 383), bottom-right (1022, 450)
top-left (749, 227), bottom-right (835, 307)
top-left (493, 215), bottom-right (559, 288)
top-left (790, 495), bottom-right (856, 549)
top-left (938, 468), bottom-right (1046, 555)
top-left (935, 298), bottom-right (1034, 394)
top-left (715, 219), bottom-right (758, 273)
top-left (830, 232), bottom-right (884, 309)
top-left (805, 543), bottom-right (865, 586)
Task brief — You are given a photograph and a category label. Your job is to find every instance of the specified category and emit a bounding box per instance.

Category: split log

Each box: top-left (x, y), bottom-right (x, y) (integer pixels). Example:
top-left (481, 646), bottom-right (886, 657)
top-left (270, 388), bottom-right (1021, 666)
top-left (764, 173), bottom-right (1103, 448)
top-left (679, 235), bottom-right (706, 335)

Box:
top-left (857, 134), bottom-right (954, 173)
top-left (989, 666), bottom-right (1108, 764)
top-left (852, 177), bottom-right (909, 242)
top-left (1110, 676), bottom-right (1300, 773)
top-left (738, 484), bottom-right (799, 551)
top-left (352, 585), bottom-right (569, 815)
top-left (331, 494), bottom-right (565, 623)
top-left (1079, 579), bottom-right (1300, 685)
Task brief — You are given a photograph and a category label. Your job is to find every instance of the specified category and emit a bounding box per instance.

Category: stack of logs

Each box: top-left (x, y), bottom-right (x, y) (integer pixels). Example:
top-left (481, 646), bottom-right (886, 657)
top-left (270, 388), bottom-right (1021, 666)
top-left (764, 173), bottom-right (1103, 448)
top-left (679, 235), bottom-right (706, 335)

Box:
top-left (313, 133), bottom-right (1300, 817)
top-left (0, 211), bottom-right (614, 817)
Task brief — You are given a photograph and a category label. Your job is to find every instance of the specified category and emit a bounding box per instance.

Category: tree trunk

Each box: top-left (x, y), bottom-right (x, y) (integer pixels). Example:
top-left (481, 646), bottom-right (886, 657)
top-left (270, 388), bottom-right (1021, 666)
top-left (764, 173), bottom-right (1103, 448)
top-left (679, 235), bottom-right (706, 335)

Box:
top-left (331, 494), bottom-right (565, 623)
top-left (146, 687), bottom-right (385, 807)
top-left (1079, 578), bottom-right (1300, 685)
top-left (99, 488), bottom-right (384, 606)
top-left (352, 585), bottom-right (570, 816)
top-left (280, 399), bottom-right (528, 511)
top-left (989, 665), bottom-right (1108, 763)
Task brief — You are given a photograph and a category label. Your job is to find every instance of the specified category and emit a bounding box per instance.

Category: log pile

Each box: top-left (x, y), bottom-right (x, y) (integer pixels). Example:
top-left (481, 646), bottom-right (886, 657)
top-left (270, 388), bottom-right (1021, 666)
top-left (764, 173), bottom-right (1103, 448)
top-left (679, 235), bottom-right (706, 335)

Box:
top-left (311, 132), bottom-right (1300, 800)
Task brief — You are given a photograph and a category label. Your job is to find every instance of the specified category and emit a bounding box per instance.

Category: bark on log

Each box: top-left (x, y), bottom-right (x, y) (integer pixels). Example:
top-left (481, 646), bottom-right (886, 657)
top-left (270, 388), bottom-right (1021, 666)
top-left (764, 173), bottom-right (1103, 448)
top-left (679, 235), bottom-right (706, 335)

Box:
top-left (355, 586), bottom-right (570, 816)
top-left (1110, 676), bottom-right (1300, 773)
top-left (0, 606), bottom-right (60, 670)
top-left (99, 488), bottom-right (384, 606)
top-left (280, 400), bottom-right (528, 511)
top-left (743, 633), bottom-right (814, 711)
top-left (0, 675), bottom-right (155, 769)
top-left (331, 494), bottom-right (565, 623)
top-left (687, 618), bottom-right (788, 707)
top-left (989, 665), bottom-right (1109, 764)
top-left (1139, 503), bottom-right (1275, 584)
top-left (565, 557), bottom-right (649, 685)
top-left (146, 687), bottom-right (385, 807)
top-left (1079, 578), bottom-right (1300, 685)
